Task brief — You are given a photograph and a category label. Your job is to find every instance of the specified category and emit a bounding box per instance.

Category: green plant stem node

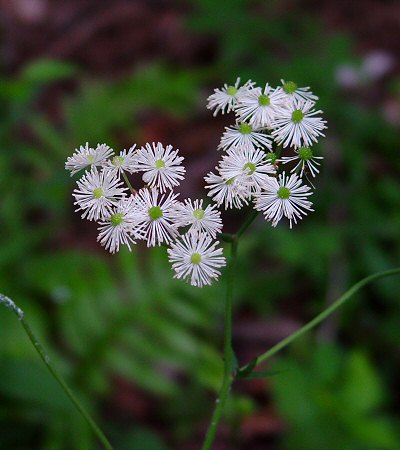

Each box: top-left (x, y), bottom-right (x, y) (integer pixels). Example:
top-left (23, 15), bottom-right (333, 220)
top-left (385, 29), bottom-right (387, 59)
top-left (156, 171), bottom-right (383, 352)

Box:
top-left (277, 186), bottom-right (290, 199)
top-left (258, 94), bottom-right (270, 106)
top-left (266, 152), bottom-right (277, 163)
top-left (191, 252), bottom-right (202, 264)
top-left (93, 187), bottom-right (104, 199)
top-left (291, 109), bottom-right (304, 123)
top-left (193, 208), bottom-right (205, 220)
top-left (148, 206), bottom-right (163, 220)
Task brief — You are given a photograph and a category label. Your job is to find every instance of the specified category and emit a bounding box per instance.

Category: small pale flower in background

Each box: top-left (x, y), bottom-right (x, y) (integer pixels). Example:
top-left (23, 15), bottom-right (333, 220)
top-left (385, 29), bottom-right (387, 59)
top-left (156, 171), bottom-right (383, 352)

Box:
top-left (219, 147), bottom-right (275, 193)
top-left (134, 188), bottom-right (179, 247)
top-left (204, 170), bottom-right (250, 210)
top-left (168, 231), bottom-right (226, 287)
top-left (172, 199), bottom-right (223, 238)
top-left (97, 196), bottom-right (144, 253)
top-left (254, 172), bottom-right (313, 228)
top-left (207, 78), bottom-right (255, 116)
top-left (135, 142), bottom-right (185, 193)
top-left (235, 83), bottom-right (286, 128)
top-left (103, 145), bottom-right (138, 175)
top-left (281, 147), bottom-right (323, 178)
top-left (272, 99), bottom-right (327, 149)
top-left (218, 122), bottom-right (272, 152)
top-left (65, 143), bottom-right (114, 175)
top-left (73, 168), bottom-right (127, 221)
top-left (276, 79), bottom-right (318, 105)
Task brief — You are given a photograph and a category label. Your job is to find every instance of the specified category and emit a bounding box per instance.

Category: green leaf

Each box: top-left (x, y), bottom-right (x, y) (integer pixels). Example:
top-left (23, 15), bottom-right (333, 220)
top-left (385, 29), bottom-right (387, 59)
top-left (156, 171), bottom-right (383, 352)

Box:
top-left (20, 59), bottom-right (78, 84)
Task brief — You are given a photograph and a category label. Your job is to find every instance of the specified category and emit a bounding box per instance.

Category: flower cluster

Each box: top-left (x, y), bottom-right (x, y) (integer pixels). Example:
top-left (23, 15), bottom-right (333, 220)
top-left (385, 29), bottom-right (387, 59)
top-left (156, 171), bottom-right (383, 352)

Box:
top-left (206, 78), bottom-right (326, 227)
top-left (66, 78), bottom-right (326, 287)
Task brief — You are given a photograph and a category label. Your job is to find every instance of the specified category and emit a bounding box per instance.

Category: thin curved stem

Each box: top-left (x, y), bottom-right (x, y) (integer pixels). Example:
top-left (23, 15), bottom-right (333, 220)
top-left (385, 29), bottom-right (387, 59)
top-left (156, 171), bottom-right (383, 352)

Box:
top-left (121, 170), bottom-right (137, 195)
top-left (201, 239), bottom-right (238, 450)
top-left (235, 209), bottom-right (259, 239)
top-left (0, 294), bottom-right (114, 450)
top-left (239, 267), bottom-right (400, 372)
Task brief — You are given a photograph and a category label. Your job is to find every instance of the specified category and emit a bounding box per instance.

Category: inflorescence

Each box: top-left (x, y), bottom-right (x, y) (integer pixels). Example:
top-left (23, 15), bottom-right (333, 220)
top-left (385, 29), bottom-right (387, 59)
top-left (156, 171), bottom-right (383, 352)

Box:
top-left (65, 78), bottom-right (327, 287)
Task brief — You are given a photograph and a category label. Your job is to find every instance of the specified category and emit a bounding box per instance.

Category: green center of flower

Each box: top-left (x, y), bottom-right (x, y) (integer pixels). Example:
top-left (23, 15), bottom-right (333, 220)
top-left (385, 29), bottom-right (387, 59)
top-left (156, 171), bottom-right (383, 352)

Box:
top-left (298, 147), bottom-right (313, 160)
top-left (277, 186), bottom-right (290, 199)
top-left (111, 213), bottom-right (124, 226)
top-left (148, 206), bottom-right (163, 220)
top-left (155, 159), bottom-right (165, 169)
top-left (87, 155), bottom-right (94, 163)
top-left (283, 81), bottom-right (298, 94)
top-left (225, 177), bottom-right (235, 185)
top-left (258, 94), bottom-right (270, 106)
top-left (227, 86), bottom-right (238, 96)
top-left (93, 187), bottom-right (104, 199)
top-left (193, 208), bottom-right (205, 220)
top-left (243, 162), bottom-right (256, 175)
top-left (191, 252), bottom-right (202, 264)
top-left (266, 152), bottom-right (277, 163)
top-left (238, 123), bottom-right (252, 134)
top-left (291, 109), bottom-right (304, 123)
top-left (112, 156), bottom-right (124, 166)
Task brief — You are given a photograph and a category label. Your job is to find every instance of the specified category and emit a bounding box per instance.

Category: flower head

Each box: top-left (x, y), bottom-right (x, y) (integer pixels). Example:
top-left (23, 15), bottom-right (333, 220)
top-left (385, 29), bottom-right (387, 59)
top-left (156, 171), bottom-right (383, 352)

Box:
top-left (272, 99), bottom-right (327, 149)
top-left (172, 199), bottom-right (223, 238)
top-left (219, 147), bottom-right (276, 193)
top-left (65, 143), bottom-right (114, 176)
top-left (254, 172), bottom-right (313, 228)
top-left (103, 145), bottom-right (138, 175)
top-left (207, 78), bottom-right (255, 116)
top-left (134, 188), bottom-right (179, 246)
top-left (134, 142), bottom-right (185, 193)
top-left (276, 79), bottom-right (319, 105)
top-left (218, 122), bottom-right (272, 152)
top-left (73, 168), bottom-right (127, 221)
top-left (97, 196), bottom-right (144, 253)
top-left (168, 231), bottom-right (226, 287)
top-left (235, 83), bottom-right (286, 128)
top-left (280, 147), bottom-right (323, 178)
top-left (204, 169), bottom-right (250, 210)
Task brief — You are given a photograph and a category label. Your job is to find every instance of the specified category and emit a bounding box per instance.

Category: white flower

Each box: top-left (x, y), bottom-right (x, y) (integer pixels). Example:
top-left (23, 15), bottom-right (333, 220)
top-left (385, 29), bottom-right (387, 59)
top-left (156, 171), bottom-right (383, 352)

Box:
top-left (207, 78), bottom-right (255, 116)
top-left (134, 142), bottom-right (185, 193)
top-left (73, 168), bottom-right (127, 221)
top-left (172, 199), bottom-right (223, 238)
top-left (134, 188), bottom-right (179, 247)
top-left (103, 145), bottom-right (138, 175)
top-left (204, 169), bottom-right (250, 210)
top-left (97, 196), bottom-right (144, 253)
top-left (271, 99), bottom-right (327, 149)
top-left (254, 172), bottom-right (313, 228)
top-left (280, 147), bottom-right (323, 178)
top-left (65, 143), bottom-right (114, 176)
top-left (219, 147), bottom-right (275, 193)
top-left (218, 122), bottom-right (272, 152)
top-left (168, 231), bottom-right (226, 287)
top-left (275, 79), bottom-right (319, 105)
top-left (235, 83), bottom-right (286, 128)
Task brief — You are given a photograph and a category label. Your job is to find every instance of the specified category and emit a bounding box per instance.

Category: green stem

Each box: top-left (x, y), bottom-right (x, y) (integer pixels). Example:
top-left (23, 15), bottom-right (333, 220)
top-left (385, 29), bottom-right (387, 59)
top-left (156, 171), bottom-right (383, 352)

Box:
top-left (235, 209), bottom-right (259, 239)
top-left (201, 238), bottom-right (238, 450)
top-left (239, 267), bottom-right (400, 371)
top-left (121, 170), bottom-right (137, 195)
top-left (0, 294), bottom-right (114, 450)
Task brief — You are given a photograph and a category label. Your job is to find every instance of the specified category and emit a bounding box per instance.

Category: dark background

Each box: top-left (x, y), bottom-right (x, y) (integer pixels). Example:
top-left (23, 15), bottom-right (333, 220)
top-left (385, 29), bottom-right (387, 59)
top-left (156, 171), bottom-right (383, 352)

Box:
top-left (0, 1), bottom-right (399, 449)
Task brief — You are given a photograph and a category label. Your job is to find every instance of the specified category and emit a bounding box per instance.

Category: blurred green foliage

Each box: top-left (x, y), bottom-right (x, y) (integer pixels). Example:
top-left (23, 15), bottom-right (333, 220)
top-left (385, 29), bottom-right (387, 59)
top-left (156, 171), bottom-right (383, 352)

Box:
top-left (1, 0), bottom-right (400, 449)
